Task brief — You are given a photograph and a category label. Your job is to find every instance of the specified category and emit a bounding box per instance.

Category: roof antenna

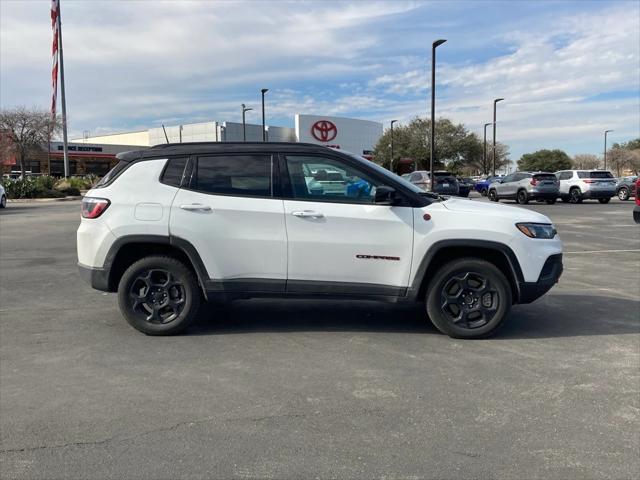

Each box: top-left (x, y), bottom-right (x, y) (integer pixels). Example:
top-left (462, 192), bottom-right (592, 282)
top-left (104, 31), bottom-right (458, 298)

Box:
top-left (162, 125), bottom-right (169, 143)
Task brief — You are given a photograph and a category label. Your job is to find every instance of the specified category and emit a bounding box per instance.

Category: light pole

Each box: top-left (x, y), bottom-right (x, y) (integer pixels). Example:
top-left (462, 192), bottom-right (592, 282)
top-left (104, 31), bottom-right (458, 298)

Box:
top-left (430, 39), bottom-right (446, 191)
top-left (492, 98), bottom-right (504, 176)
top-left (241, 104), bottom-right (253, 141)
top-left (604, 129), bottom-right (613, 170)
top-left (483, 122), bottom-right (492, 175)
top-left (390, 119), bottom-right (397, 172)
top-left (261, 88), bottom-right (269, 142)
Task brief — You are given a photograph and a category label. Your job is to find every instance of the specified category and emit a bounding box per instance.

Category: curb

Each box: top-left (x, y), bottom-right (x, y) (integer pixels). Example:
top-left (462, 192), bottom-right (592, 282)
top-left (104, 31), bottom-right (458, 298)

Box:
top-left (7, 196), bottom-right (82, 203)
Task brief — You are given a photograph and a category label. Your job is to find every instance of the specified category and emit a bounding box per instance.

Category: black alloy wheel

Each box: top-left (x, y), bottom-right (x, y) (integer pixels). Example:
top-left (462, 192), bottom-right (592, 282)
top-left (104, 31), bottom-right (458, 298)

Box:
top-left (118, 256), bottom-right (201, 335)
top-left (517, 189), bottom-right (529, 205)
top-left (488, 189), bottom-right (498, 202)
top-left (426, 258), bottom-right (511, 339)
top-left (569, 188), bottom-right (583, 204)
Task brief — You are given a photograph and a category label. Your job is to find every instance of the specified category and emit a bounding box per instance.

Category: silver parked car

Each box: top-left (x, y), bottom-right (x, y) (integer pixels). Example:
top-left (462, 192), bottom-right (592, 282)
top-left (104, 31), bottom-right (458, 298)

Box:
top-left (556, 170), bottom-right (616, 204)
top-left (488, 172), bottom-right (559, 204)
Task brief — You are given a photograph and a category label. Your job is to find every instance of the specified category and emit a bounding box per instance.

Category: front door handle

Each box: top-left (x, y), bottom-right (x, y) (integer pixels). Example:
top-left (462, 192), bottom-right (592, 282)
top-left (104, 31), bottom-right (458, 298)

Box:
top-left (180, 204), bottom-right (212, 212)
top-left (291, 210), bottom-right (324, 218)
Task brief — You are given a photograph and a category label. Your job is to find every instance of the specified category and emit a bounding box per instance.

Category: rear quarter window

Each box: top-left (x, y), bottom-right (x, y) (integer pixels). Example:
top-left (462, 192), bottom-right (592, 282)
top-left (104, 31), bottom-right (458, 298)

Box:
top-left (94, 160), bottom-right (129, 188)
top-left (160, 157), bottom-right (188, 187)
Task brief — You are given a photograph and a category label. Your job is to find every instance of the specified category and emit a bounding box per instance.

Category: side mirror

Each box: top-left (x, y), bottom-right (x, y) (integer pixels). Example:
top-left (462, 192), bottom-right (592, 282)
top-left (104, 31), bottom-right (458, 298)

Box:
top-left (374, 185), bottom-right (399, 205)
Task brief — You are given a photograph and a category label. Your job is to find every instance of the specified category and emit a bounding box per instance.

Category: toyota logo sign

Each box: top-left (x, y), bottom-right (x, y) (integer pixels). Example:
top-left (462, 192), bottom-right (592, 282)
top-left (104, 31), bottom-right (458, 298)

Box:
top-left (311, 120), bottom-right (338, 142)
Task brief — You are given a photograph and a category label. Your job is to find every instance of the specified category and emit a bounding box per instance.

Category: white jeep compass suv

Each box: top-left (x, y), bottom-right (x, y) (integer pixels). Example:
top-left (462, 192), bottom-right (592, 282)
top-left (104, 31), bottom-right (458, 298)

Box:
top-left (78, 143), bottom-right (563, 338)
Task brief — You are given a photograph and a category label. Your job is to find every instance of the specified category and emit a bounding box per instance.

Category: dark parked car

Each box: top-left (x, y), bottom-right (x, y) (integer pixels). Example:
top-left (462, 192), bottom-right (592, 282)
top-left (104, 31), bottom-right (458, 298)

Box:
top-left (456, 177), bottom-right (474, 197)
top-left (407, 170), bottom-right (459, 196)
top-left (616, 175), bottom-right (638, 201)
top-left (475, 175), bottom-right (503, 196)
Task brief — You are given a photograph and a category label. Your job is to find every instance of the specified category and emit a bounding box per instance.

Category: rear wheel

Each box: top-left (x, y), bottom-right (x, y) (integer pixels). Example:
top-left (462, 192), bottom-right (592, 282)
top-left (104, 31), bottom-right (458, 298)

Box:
top-left (545, 199), bottom-right (557, 205)
top-left (117, 256), bottom-right (202, 335)
top-left (426, 258), bottom-right (511, 339)
top-left (480, 188), bottom-right (488, 197)
top-left (516, 189), bottom-right (529, 204)
top-left (569, 188), bottom-right (583, 204)
top-left (488, 189), bottom-right (499, 202)
top-left (617, 188), bottom-right (629, 201)
top-left (0, 195), bottom-right (6, 208)
top-left (598, 198), bottom-right (611, 204)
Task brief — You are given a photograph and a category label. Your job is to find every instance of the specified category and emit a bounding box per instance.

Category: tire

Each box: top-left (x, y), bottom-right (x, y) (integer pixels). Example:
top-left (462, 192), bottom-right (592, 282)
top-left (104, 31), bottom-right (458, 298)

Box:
top-left (516, 189), bottom-right (529, 205)
top-left (545, 199), bottom-right (557, 205)
top-left (117, 256), bottom-right (202, 335)
top-left (488, 189), bottom-right (499, 202)
top-left (425, 258), bottom-right (512, 339)
top-left (569, 188), bottom-right (583, 204)
top-left (598, 198), bottom-right (611, 204)
top-left (617, 188), bottom-right (629, 201)
top-left (0, 195), bottom-right (6, 208)
top-left (480, 188), bottom-right (488, 197)
top-left (561, 196), bottom-right (570, 203)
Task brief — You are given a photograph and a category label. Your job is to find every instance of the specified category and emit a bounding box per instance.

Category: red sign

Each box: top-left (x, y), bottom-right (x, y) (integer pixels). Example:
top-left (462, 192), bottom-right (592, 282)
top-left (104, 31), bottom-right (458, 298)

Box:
top-left (311, 120), bottom-right (337, 142)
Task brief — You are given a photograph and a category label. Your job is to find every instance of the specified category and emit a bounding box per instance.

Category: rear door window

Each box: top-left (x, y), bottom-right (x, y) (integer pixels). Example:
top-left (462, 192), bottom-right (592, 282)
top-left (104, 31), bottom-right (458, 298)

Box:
top-left (191, 155), bottom-right (273, 197)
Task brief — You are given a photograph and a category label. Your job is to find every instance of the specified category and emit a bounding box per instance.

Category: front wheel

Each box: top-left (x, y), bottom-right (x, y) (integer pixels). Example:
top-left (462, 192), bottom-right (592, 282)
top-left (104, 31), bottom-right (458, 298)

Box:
top-left (488, 189), bottom-right (499, 202)
top-left (117, 256), bottom-right (202, 335)
top-left (480, 188), bottom-right (488, 197)
top-left (425, 258), bottom-right (512, 339)
top-left (0, 195), bottom-right (6, 208)
top-left (598, 198), bottom-right (611, 204)
top-left (617, 188), bottom-right (629, 201)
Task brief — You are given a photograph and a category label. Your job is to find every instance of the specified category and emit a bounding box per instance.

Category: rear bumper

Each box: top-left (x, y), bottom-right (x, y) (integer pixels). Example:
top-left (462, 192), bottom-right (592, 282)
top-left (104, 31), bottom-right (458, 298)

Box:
top-left (518, 254), bottom-right (563, 304)
top-left (78, 263), bottom-right (110, 292)
top-left (529, 191), bottom-right (558, 200)
top-left (634, 205), bottom-right (640, 224)
top-left (582, 189), bottom-right (615, 199)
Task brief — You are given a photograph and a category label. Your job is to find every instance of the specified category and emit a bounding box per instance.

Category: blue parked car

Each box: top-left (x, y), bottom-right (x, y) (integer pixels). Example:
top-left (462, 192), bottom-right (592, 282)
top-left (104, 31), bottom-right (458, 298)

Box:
top-left (475, 175), bottom-right (503, 196)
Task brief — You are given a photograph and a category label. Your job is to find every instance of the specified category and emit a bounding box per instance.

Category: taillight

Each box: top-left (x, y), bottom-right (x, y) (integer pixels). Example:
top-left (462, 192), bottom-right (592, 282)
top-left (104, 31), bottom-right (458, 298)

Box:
top-left (81, 197), bottom-right (110, 219)
top-left (583, 179), bottom-right (596, 183)
top-left (530, 178), bottom-right (538, 186)
top-left (636, 180), bottom-right (640, 206)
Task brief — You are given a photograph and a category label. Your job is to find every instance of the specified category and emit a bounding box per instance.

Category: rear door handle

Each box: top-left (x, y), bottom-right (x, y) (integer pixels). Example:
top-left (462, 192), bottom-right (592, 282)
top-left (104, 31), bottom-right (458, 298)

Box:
top-left (291, 210), bottom-right (324, 218)
top-left (180, 204), bottom-right (212, 212)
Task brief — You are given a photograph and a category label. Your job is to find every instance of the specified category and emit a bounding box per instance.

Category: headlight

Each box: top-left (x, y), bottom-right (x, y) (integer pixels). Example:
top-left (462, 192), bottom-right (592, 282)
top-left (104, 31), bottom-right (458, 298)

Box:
top-left (516, 223), bottom-right (557, 239)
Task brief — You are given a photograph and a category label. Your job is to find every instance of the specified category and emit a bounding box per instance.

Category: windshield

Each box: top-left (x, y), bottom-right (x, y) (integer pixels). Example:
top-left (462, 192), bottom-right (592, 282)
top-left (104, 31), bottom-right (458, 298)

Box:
top-left (341, 151), bottom-right (426, 195)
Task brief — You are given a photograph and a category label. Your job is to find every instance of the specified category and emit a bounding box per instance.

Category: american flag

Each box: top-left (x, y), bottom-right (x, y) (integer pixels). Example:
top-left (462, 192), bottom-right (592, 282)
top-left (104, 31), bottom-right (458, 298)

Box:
top-left (50, 0), bottom-right (59, 122)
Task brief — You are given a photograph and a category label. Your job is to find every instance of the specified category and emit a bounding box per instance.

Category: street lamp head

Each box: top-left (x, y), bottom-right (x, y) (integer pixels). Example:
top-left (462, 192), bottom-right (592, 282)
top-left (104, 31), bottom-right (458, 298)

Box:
top-left (494, 98), bottom-right (504, 104)
top-left (433, 39), bottom-right (447, 48)
top-left (391, 119), bottom-right (398, 126)
top-left (484, 122), bottom-right (492, 127)
top-left (261, 88), bottom-right (269, 94)
top-left (605, 129), bottom-right (613, 133)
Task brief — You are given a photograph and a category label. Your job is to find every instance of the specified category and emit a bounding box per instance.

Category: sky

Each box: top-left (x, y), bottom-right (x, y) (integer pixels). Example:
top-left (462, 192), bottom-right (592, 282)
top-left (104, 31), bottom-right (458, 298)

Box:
top-left (1, 0), bottom-right (639, 160)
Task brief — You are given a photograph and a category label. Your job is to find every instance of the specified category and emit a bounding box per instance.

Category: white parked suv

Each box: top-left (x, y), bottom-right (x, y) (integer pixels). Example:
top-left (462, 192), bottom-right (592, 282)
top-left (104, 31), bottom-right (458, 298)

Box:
top-left (77, 143), bottom-right (563, 338)
top-left (556, 169), bottom-right (617, 203)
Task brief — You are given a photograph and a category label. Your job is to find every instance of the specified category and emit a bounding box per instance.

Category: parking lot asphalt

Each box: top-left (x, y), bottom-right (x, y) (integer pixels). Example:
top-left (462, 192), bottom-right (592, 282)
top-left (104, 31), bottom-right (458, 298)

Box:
top-left (1, 197), bottom-right (638, 480)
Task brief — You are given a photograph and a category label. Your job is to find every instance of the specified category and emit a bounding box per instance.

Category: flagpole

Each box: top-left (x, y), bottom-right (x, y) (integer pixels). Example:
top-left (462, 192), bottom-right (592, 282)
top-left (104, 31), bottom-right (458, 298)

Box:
top-left (56, 1), bottom-right (69, 178)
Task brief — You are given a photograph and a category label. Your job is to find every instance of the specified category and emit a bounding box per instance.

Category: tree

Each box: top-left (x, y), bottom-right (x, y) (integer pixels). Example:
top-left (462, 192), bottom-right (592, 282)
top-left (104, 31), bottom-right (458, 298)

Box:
top-left (0, 106), bottom-right (59, 177)
top-left (372, 117), bottom-right (509, 174)
top-left (572, 154), bottom-right (600, 170)
top-left (517, 149), bottom-right (572, 172)
top-left (607, 138), bottom-right (640, 176)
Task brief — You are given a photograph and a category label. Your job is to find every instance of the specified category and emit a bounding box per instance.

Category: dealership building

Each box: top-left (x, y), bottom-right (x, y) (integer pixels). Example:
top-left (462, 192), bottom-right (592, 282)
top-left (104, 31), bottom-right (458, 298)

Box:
top-left (1, 114), bottom-right (382, 176)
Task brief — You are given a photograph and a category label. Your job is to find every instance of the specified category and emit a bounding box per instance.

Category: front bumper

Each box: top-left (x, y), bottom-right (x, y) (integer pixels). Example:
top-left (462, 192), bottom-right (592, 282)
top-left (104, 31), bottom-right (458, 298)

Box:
top-left (518, 254), bottom-right (563, 304)
top-left (634, 205), bottom-right (640, 224)
top-left (78, 263), bottom-right (110, 291)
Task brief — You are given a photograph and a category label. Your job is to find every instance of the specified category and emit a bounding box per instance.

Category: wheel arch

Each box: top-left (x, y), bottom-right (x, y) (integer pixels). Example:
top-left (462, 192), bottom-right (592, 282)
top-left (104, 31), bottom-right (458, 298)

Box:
top-left (104, 235), bottom-right (209, 298)
top-left (409, 240), bottom-right (524, 304)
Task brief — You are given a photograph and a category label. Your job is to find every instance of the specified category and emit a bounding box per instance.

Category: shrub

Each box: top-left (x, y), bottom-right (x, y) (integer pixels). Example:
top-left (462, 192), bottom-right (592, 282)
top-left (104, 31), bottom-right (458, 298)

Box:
top-left (1, 176), bottom-right (81, 199)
